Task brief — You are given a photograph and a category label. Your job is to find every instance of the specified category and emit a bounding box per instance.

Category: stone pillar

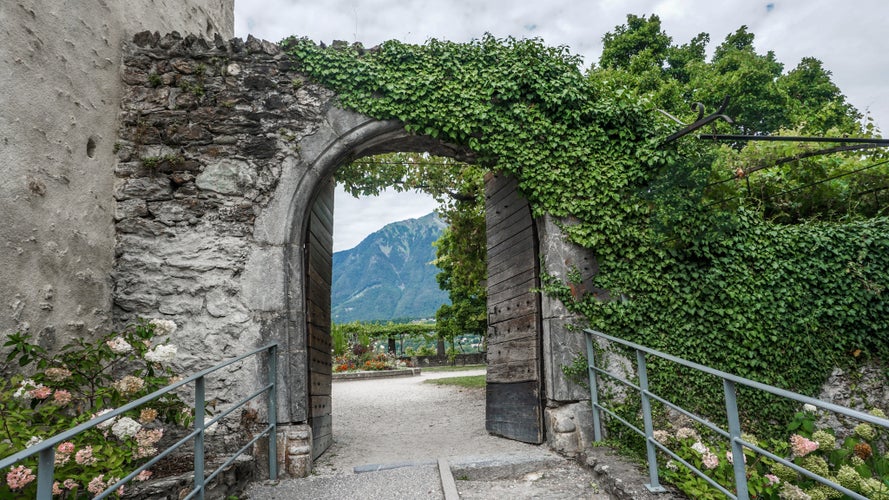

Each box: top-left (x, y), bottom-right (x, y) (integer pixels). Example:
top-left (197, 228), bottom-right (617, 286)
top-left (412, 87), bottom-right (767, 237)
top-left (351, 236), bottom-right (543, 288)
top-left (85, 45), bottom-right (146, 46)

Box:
top-left (535, 215), bottom-right (600, 455)
top-left (254, 424), bottom-right (313, 478)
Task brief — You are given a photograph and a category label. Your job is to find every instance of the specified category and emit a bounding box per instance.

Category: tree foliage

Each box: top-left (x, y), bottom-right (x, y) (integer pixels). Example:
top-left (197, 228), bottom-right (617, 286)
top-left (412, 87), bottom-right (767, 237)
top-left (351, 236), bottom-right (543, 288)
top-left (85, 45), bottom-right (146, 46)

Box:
top-left (337, 152), bottom-right (487, 341)
top-left (433, 197), bottom-right (486, 342)
top-left (283, 21), bottom-right (889, 434)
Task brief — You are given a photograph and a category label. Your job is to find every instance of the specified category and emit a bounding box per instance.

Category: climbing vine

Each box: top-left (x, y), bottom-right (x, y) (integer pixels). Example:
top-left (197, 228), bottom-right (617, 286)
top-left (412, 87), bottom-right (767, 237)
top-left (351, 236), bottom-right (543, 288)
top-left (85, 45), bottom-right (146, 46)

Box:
top-left (281, 34), bottom-right (889, 433)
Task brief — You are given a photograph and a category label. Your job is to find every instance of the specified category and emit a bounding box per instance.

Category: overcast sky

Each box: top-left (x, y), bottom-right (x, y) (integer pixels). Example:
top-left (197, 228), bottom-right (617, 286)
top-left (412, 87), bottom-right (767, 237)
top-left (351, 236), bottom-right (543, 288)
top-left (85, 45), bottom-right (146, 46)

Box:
top-left (234, 0), bottom-right (889, 251)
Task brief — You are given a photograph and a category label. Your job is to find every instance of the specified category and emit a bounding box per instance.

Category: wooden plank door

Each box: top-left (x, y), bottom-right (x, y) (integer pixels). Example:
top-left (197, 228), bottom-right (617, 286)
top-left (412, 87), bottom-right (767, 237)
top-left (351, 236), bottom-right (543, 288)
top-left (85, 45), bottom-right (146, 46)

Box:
top-left (484, 172), bottom-right (544, 444)
top-left (306, 179), bottom-right (334, 459)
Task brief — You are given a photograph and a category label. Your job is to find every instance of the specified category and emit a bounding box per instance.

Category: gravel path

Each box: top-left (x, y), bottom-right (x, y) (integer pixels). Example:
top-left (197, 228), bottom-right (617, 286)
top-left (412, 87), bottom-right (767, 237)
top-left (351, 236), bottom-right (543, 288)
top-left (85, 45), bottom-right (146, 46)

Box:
top-left (313, 369), bottom-right (545, 475)
top-left (245, 369), bottom-right (597, 500)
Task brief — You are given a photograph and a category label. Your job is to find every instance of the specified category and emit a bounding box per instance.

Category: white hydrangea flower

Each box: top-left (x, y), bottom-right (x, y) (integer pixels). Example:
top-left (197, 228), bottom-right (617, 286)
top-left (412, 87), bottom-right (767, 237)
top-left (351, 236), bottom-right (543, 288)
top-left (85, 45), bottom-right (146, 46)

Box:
top-left (149, 319), bottom-right (178, 337)
top-left (94, 409), bottom-right (117, 429)
top-left (111, 417), bottom-right (142, 439)
top-left (13, 379), bottom-right (36, 401)
top-left (106, 336), bottom-right (133, 354)
top-left (691, 441), bottom-right (709, 455)
top-left (144, 344), bottom-right (178, 364)
top-left (25, 436), bottom-right (43, 448)
top-left (803, 403), bottom-right (817, 413)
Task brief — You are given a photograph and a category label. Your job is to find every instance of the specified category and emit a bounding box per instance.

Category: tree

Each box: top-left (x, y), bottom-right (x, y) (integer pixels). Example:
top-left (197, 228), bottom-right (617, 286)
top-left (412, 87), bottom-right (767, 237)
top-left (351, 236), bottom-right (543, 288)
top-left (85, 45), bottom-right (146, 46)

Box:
top-left (777, 57), bottom-right (861, 133)
top-left (599, 14), bottom-right (671, 72)
top-left (433, 197), bottom-right (486, 346)
top-left (598, 17), bottom-right (863, 136)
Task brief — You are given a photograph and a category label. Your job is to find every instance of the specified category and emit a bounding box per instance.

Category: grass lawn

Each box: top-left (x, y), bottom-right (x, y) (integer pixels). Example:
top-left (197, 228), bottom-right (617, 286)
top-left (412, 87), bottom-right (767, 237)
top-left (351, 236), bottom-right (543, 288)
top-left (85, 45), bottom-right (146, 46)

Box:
top-left (420, 364), bottom-right (486, 373)
top-left (424, 375), bottom-right (486, 389)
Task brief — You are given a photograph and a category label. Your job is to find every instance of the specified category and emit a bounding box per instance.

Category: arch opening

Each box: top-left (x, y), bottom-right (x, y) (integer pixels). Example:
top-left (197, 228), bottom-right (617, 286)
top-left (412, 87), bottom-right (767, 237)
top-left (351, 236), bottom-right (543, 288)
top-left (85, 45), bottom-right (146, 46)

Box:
top-left (287, 123), bottom-right (545, 460)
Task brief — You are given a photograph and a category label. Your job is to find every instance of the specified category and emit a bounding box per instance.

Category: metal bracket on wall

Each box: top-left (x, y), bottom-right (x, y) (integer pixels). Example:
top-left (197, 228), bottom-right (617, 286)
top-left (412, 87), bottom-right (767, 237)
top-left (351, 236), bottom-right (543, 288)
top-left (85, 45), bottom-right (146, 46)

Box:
top-left (659, 96), bottom-right (734, 144)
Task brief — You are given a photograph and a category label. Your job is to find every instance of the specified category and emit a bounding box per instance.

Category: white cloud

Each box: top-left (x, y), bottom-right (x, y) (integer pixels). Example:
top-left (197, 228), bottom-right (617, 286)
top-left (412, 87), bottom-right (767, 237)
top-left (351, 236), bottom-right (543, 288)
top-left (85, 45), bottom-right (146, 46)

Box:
top-left (333, 186), bottom-right (438, 251)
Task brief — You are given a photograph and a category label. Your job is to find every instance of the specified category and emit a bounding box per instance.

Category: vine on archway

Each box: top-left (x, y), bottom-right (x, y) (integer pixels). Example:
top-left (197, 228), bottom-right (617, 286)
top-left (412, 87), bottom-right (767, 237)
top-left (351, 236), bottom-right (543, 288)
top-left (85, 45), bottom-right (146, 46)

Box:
top-left (281, 35), bottom-right (889, 431)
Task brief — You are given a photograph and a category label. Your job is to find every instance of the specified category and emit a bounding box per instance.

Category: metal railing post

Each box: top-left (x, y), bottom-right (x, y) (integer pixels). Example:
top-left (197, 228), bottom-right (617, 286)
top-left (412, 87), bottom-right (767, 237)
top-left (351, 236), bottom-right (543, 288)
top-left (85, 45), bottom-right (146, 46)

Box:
top-left (194, 375), bottom-right (206, 500)
top-left (724, 379), bottom-right (749, 500)
top-left (637, 349), bottom-right (666, 493)
top-left (268, 344), bottom-right (278, 481)
top-left (36, 447), bottom-right (55, 499)
top-left (585, 331), bottom-right (603, 442)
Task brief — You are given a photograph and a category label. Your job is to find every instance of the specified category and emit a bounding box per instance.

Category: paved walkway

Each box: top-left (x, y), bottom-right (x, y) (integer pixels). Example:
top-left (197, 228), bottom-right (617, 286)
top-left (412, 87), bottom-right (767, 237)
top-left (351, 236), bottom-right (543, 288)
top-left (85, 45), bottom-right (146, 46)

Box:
top-left (245, 369), bottom-right (603, 499)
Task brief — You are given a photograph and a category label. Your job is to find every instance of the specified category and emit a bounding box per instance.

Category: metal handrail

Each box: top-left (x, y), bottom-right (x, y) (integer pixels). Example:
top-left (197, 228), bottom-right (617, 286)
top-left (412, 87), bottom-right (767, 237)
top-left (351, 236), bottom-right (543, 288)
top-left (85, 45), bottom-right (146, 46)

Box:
top-left (0, 343), bottom-right (278, 500)
top-left (585, 329), bottom-right (889, 499)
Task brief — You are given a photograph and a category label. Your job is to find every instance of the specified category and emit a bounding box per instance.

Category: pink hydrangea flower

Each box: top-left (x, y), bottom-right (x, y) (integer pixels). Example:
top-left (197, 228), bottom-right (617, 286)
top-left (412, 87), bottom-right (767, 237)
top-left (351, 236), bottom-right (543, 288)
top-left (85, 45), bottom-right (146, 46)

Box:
top-left (765, 474), bottom-right (780, 486)
top-left (87, 474), bottom-right (106, 495)
top-left (57, 441), bottom-right (75, 454)
top-left (63, 478), bottom-right (78, 490)
top-left (6, 465), bottom-right (36, 491)
top-left (135, 470), bottom-right (153, 481)
top-left (29, 385), bottom-right (52, 399)
top-left (53, 389), bottom-right (72, 405)
top-left (75, 445), bottom-right (96, 465)
top-left (702, 452), bottom-right (719, 470)
top-left (52, 481), bottom-right (63, 495)
top-left (790, 434), bottom-right (819, 457)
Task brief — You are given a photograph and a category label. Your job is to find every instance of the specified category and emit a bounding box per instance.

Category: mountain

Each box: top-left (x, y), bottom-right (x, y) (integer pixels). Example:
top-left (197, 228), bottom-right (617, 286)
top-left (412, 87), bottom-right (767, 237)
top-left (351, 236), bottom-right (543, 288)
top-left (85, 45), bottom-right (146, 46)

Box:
top-left (332, 213), bottom-right (449, 323)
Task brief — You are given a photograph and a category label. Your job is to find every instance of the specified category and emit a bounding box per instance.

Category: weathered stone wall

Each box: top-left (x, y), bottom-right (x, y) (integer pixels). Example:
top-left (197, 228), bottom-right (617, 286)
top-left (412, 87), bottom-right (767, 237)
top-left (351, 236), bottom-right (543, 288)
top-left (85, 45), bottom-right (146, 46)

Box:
top-left (114, 32), bottom-right (324, 423)
top-left (0, 1), bottom-right (233, 352)
top-left (112, 33), bottom-right (473, 434)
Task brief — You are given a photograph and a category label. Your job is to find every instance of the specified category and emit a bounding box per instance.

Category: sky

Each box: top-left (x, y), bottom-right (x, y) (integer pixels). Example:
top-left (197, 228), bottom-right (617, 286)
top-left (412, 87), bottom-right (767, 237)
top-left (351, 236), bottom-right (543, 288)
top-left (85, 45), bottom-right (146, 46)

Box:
top-left (234, 0), bottom-right (889, 251)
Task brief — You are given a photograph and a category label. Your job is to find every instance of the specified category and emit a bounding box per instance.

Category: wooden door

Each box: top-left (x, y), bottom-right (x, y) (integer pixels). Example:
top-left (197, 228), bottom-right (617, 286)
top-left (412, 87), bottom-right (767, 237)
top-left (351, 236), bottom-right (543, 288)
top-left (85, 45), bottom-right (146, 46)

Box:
top-left (484, 172), bottom-right (544, 444)
top-left (306, 179), bottom-right (334, 459)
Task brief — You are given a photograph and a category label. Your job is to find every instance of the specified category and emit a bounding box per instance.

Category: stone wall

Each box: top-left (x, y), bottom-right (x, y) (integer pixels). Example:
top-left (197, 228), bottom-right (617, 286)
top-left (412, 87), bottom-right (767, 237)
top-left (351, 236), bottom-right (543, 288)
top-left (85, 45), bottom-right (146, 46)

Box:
top-left (114, 32), bottom-right (324, 423)
top-left (112, 32), bottom-right (473, 434)
top-left (0, 1), bottom-right (233, 353)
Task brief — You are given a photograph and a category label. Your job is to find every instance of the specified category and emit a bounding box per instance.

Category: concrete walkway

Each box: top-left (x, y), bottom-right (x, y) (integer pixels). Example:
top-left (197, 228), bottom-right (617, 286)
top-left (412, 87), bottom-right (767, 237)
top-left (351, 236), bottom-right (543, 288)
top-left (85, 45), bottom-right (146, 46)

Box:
top-left (245, 369), bottom-right (608, 499)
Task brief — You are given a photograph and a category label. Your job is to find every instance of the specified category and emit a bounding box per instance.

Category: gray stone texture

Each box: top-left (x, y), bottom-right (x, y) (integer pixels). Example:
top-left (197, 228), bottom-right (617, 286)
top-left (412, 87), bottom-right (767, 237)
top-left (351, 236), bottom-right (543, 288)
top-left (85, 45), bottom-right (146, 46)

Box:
top-left (816, 361), bottom-right (889, 439)
top-left (0, 1), bottom-right (234, 349)
top-left (536, 214), bottom-right (600, 403)
top-left (111, 32), bottom-right (476, 437)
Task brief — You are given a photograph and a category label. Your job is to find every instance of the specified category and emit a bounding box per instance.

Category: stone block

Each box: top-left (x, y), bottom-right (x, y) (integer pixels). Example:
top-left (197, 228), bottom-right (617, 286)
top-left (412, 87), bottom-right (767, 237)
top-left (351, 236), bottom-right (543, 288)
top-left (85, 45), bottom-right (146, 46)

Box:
top-left (196, 158), bottom-right (257, 195)
top-left (241, 245), bottom-right (286, 311)
top-left (545, 402), bottom-right (594, 458)
top-left (115, 199), bottom-right (148, 220)
top-left (259, 424), bottom-right (312, 478)
top-left (542, 316), bottom-right (589, 402)
top-left (535, 214), bottom-right (601, 308)
top-left (113, 177), bottom-right (173, 201)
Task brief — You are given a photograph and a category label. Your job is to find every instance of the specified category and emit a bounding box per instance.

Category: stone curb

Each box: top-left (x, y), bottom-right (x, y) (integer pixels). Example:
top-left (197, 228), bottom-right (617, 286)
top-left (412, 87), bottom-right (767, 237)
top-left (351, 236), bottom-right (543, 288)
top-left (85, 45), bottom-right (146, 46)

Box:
top-left (332, 368), bottom-right (421, 381)
top-left (438, 458), bottom-right (460, 500)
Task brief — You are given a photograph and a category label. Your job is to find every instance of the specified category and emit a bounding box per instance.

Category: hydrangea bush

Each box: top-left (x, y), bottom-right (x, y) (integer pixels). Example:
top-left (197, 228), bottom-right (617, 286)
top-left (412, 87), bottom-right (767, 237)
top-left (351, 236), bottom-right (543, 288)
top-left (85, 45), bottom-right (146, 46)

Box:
top-left (660, 406), bottom-right (889, 499)
top-left (0, 319), bottom-right (190, 498)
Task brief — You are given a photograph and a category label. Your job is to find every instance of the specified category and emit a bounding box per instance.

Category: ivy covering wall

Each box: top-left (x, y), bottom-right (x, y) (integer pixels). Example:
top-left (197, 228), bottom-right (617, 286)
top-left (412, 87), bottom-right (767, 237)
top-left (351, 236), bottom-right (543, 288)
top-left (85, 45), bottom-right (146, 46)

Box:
top-left (281, 32), bottom-right (888, 430)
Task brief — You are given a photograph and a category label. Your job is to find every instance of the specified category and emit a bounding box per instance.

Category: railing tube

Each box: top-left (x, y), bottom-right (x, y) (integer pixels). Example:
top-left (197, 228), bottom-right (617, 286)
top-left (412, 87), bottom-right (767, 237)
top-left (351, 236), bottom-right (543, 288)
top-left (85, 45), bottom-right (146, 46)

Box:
top-left (723, 379), bottom-right (749, 500)
top-left (194, 376), bottom-right (206, 500)
top-left (637, 349), bottom-right (666, 493)
top-left (268, 344), bottom-right (278, 481)
top-left (585, 332), bottom-right (603, 442)
top-left (36, 446), bottom-right (55, 499)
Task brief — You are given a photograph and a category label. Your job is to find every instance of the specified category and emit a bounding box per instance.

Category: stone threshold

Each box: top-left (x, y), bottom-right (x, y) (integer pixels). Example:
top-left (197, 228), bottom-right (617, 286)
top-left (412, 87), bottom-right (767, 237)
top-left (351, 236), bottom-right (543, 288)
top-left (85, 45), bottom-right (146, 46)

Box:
top-left (332, 368), bottom-right (421, 381)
